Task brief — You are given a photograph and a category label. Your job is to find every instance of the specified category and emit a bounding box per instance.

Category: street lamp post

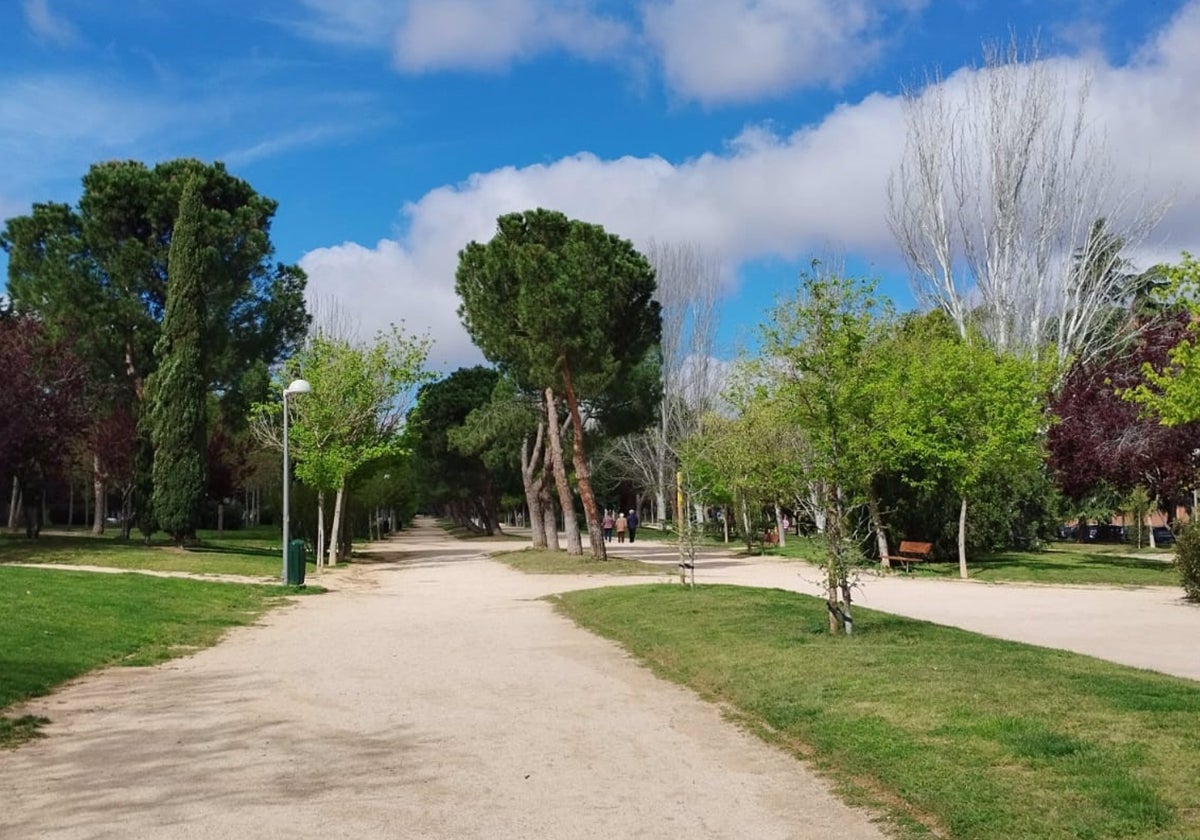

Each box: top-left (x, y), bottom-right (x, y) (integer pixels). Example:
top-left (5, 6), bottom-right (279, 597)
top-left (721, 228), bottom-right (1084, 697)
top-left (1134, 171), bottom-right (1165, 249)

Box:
top-left (282, 378), bottom-right (312, 584)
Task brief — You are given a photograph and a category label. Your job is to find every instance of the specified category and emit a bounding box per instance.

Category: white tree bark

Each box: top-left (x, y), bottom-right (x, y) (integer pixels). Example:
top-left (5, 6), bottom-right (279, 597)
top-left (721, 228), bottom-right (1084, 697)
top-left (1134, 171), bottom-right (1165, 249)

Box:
top-left (315, 489), bottom-right (326, 569)
top-left (604, 240), bottom-right (724, 514)
top-left (327, 481), bottom-right (345, 566)
top-left (958, 495), bottom-right (969, 579)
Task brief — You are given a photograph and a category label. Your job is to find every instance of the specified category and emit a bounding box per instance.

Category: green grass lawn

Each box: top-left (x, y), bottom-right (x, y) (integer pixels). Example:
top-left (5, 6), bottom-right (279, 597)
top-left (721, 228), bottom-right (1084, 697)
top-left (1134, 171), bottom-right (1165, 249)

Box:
top-left (1, 565), bottom-right (304, 748)
top-left (554, 584), bottom-right (1200, 839)
top-left (0, 527), bottom-right (289, 577)
top-left (902, 545), bottom-right (1176, 587)
top-left (742, 536), bottom-right (1178, 587)
top-left (492, 548), bottom-right (669, 576)
top-left (754, 533), bottom-right (828, 562)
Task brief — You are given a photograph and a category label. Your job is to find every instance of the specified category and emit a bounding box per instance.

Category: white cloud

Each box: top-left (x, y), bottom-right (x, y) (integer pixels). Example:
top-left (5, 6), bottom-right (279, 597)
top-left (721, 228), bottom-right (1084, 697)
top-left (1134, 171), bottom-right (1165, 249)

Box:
top-left (222, 122), bottom-right (372, 167)
top-left (0, 75), bottom-right (181, 197)
top-left (301, 98), bottom-right (907, 370)
top-left (290, 0), bottom-right (401, 47)
top-left (301, 3), bottom-right (1200, 371)
top-left (642, 0), bottom-right (924, 104)
top-left (300, 239), bottom-right (482, 372)
top-left (291, 0), bottom-right (629, 70)
top-left (22, 0), bottom-right (79, 47)
top-left (292, 0), bottom-right (919, 100)
top-left (394, 0), bottom-right (630, 72)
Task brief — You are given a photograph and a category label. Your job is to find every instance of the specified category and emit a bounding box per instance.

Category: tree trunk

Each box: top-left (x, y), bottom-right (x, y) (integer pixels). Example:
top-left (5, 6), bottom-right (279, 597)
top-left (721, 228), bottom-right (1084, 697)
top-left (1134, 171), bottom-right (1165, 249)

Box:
top-left (540, 477), bottom-right (560, 551)
top-left (544, 388), bottom-right (582, 556)
top-left (316, 489), bottom-right (326, 569)
top-left (868, 488), bottom-right (891, 569)
top-left (68, 482), bottom-right (75, 530)
top-left (958, 495), bottom-right (969, 579)
top-left (217, 501), bottom-right (225, 533)
top-left (523, 436), bottom-right (547, 547)
top-left (774, 502), bottom-right (786, 548)
top-left (522, 429), bottom-right (547, 547)
top-left (336, 487), bottom-right (350, 561)
top-left (559, 369), bottom-right (607, 560)
top-left (740, 496), bottom-right (752, 551)
top-left (8, 477), bottom-right (20, 530)
top-left (826, 503), bottom-right (842, 635)
top-left (83, 479), bottom-right (90, 533)
top-left (21, 481), bottom-right (40, 539)
top-left (120, 487), bottom-right (134, 541)
top-left (481, 476), bottom-right (499, 536)
top-left (328, 483), bottom-right (344, 566)
top-left (92, 453), bottom-right (105, 535)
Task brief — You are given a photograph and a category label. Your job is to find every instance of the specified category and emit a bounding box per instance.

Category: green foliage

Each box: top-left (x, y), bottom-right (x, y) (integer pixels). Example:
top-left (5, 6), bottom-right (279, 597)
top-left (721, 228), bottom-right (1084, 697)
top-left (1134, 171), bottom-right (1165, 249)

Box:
top-left (869, 312), bottom-right (1049, 571)
top-left (757, 269), bottom-right (887, 611)
top-left (149, 179), bottom-right (209, 543)
top-left (761, 270), bottom-right (886, 498)
top-left (455, 208), bottom-right (663, 553)
top-left (2, 159), bottom-right (308, 410)
top-left (682, 393), bottom-right (802, 550)
top-left (448, 375), bottom-right (539, 475)
top-left (1173, 522), bottom-right (1200, 602)
top-left (456, 208), bottom-right (661, 400)
top-left (268, 326), bottom-right (432, 494)
top-left (1125, 253), bottom-right (1200, 424)
top-left (1125, 486), bottom-right (1153, 548)
top-left (408, 366), bottom-right (507, 519)
top-left (874, 319), bottom-right (1048, 499)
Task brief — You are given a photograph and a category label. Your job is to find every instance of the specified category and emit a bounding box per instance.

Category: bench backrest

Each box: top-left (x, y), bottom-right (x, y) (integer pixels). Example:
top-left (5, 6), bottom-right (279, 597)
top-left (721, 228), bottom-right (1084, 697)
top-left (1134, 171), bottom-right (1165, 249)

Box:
top-left (896, 540), bottom-right (933, 555)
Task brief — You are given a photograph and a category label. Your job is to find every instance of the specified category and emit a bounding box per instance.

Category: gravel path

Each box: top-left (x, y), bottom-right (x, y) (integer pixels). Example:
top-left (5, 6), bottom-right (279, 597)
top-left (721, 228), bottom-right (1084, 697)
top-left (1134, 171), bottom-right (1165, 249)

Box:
top-left (0, 520), bottom-right (888, 840)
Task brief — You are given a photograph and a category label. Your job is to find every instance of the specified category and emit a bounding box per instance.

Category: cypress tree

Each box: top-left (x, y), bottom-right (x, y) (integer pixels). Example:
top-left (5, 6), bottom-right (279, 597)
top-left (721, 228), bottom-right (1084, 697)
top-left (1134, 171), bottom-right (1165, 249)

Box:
top-left (149, 178), bottom-right (209, 544)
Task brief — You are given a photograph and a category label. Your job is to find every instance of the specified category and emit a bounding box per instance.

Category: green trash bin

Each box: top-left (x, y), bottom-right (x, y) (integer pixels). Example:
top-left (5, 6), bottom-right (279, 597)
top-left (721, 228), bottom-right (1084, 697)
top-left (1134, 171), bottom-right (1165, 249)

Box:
top-left (287, 539), bottom-right (307, 586)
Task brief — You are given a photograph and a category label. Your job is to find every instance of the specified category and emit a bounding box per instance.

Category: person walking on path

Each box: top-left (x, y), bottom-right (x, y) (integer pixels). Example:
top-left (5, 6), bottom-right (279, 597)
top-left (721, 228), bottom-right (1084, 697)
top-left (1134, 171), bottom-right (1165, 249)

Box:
top-left (615, 511), bottom-right (628, 543)
top-left (602, 510), bottom-right (614, 542)
top-left (627, 509), bottom-right (640, 543)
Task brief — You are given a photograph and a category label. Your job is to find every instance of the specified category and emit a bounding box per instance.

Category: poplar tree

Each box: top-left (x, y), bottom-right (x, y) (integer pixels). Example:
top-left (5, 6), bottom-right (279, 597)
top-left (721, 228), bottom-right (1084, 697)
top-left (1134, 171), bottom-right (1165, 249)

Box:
top-left (149, 179), bottom-right (209, 544)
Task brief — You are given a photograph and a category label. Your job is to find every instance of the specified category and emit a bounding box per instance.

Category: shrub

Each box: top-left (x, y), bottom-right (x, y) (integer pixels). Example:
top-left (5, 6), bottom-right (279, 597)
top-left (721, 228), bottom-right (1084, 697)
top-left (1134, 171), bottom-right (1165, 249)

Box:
top-left (1173, 522), bottom-right (1200, 601)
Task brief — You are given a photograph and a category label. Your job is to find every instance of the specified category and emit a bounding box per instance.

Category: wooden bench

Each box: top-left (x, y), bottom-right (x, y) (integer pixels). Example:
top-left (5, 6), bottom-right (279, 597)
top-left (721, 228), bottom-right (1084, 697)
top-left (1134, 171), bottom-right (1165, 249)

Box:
top-left (893, 540), bottom-right (933, 572)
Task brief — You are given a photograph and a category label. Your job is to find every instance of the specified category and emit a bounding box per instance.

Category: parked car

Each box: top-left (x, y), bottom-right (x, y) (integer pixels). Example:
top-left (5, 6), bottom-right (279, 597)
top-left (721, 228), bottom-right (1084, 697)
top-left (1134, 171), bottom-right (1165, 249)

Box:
top-left (1152, 526), bottom-right (1176, 547)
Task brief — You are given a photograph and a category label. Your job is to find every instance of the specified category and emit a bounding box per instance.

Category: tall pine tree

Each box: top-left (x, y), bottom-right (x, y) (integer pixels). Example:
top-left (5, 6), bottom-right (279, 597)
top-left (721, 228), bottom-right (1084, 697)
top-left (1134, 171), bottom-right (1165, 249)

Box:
top-left (150, 178), bottom-right (209, 544)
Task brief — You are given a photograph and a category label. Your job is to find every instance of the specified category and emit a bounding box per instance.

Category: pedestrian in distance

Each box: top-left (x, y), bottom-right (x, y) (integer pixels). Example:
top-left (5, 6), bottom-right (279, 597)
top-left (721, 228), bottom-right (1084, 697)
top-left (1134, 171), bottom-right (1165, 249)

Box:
top-left (602, 509), bottom-right (614, 543)
top-left (615, 511), bottom-right (628, 543)
top-left (627, 509), bottom-right (640, 543)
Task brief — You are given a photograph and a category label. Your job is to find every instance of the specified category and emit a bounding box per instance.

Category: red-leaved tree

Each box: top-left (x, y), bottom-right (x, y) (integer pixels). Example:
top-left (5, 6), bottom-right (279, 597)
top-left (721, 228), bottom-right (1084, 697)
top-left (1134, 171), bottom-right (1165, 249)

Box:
top-left (0, 314), bottom-right (91, 536)
top-left (1048, 315), bottom-right (1200, 517)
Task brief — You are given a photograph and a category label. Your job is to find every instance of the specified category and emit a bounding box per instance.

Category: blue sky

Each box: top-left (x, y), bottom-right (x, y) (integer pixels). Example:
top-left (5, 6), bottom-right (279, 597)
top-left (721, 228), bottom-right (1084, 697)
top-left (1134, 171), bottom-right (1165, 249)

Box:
top-left (2, 0), bottom-right (1198, 370)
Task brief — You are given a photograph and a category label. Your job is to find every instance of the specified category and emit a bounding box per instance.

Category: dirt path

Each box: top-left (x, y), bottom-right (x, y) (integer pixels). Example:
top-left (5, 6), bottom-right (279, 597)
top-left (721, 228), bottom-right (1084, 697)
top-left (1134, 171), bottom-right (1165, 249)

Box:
top-left (0, 520), bottom-right (888, 840)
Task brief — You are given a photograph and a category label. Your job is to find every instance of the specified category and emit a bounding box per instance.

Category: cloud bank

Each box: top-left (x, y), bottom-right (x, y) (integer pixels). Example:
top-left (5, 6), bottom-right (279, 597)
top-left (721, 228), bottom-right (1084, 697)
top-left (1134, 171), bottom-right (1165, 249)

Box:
top-left (295, 0), bottom-right (924, 103)
top-left (301, 3), bottom-right (1200, 371)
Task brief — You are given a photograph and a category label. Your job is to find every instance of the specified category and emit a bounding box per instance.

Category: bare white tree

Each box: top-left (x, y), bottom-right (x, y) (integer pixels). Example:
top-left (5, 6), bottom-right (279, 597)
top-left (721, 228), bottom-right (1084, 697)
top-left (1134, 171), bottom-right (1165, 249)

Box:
top-left (630, 240), bottom-right (724, 524)
top-left (889, 38), bottom-right (1163, 371)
